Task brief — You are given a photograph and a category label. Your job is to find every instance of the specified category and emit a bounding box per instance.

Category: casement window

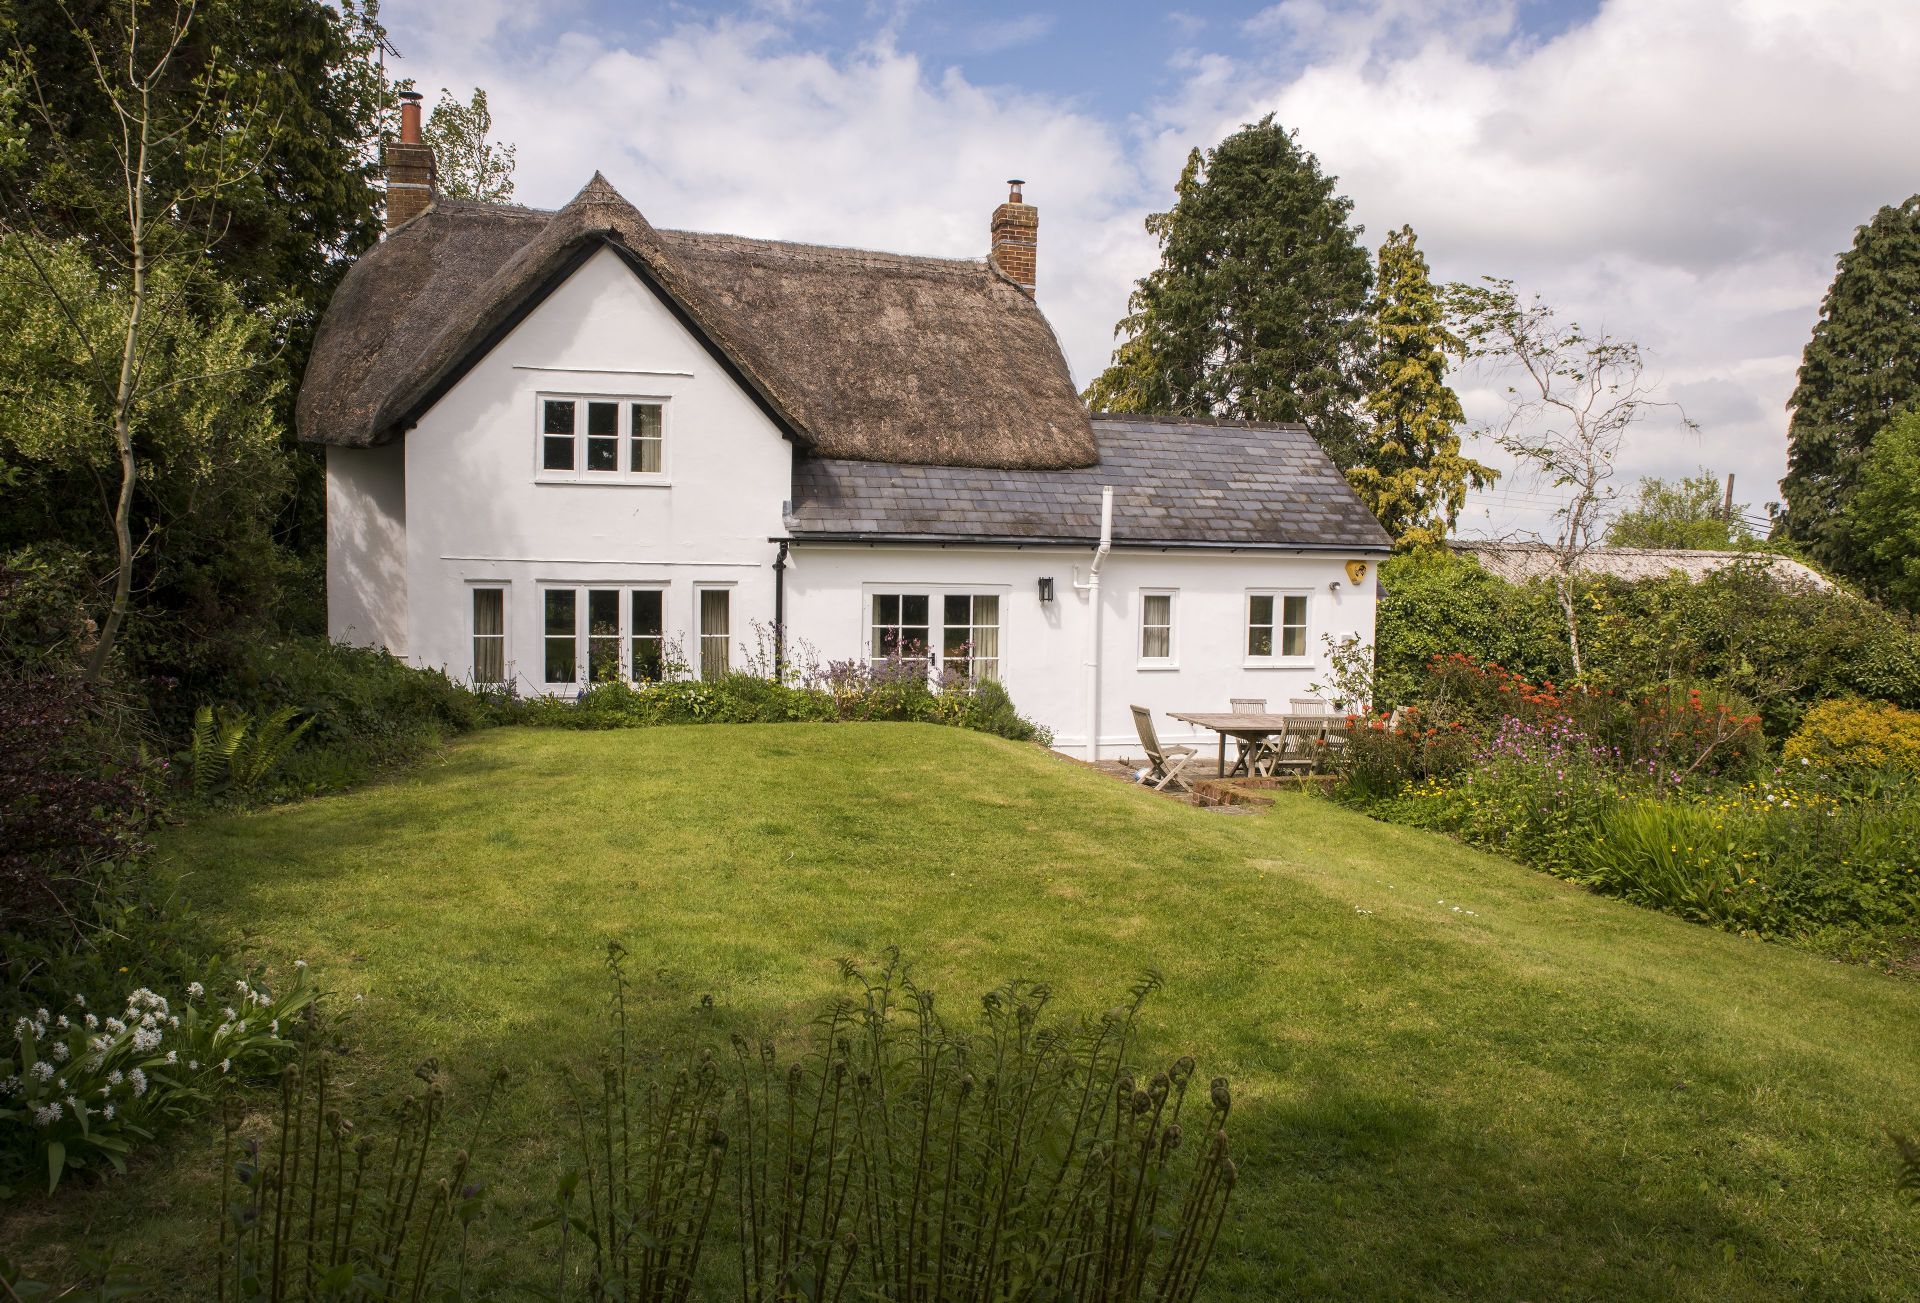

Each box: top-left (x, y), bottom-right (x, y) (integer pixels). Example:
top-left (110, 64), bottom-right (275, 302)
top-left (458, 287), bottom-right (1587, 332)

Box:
top-left (537, 395), bottom-right (667, 481)
top-left (698, 588), bottom-right (732, 680)
top-left (868, 591), bottom-right (1004, 680)
top-left (544, 589), bottom-right (578, 684)
top-left (870, 594), bottom-right (932, 661)
top-left (942, 594), bottom-right (1001, 682)
top-left (542, 585), bottom-right (670, 686)
top-left (471, 587), bottom-right (507, 684)
top-left (631, 590), bottom-right (664, 681)
top-left (1247, 592), bottom-right (1309, 661)
top-left (1139, 591), bottom-right (1175, 665)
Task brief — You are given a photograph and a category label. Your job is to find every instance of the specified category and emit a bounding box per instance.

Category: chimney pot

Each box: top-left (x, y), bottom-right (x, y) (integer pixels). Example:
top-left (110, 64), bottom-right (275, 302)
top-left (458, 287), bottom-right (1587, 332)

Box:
top-left (398, 90), bottom-right (424, 144)
top-left (1008, 179), bottom-right (1024, 202)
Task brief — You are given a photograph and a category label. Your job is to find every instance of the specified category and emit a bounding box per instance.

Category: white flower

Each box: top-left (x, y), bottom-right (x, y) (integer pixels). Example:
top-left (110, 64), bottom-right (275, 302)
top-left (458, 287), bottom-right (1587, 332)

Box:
top-left (84, 1014), bottom-right (99, 1030)
top-left (132, 1027), bottom-right (163, 1052)
top-left (65, 1094), bottom-right (84, 1118)
top-left (167, 1016), bottom-right (179, 1030)
top-left (269, 1020), bottom-right (279, 1035)
top-left (13, 1017), bottom-right (33, 1040)
top-left (127, 1068), bottom-right (147, 1097)
top-left (294, 959), bottom-right (308, 969)
top-left (36, 1008), bottom-right (49, 1023)
top-left (187, 1060), bottom-right (199, 1070)
top-left (55, 1015), bottom-right (70, 1031)
top-left (221, 1007), bottom-right (236, 1022)
top-left (71, 994), bottom-right (86, 1009)
top-left (102, 1103), bottom-right (115, 1121)
top-left (186, 982), bottom-right (204, 999)
top-left (34, 1104), bottom-right (60, 1127)
top-left (29, 1062), bottom-right (54, 1082)
top-left (50, 1043), bottom-right (69, 1063)
top-left (219, 1059), bottom-right (231, 1075)
top-left (166, 1051), bottom-right (177, 1064)
top-left (104, 1017), bottom-right (126, 1035)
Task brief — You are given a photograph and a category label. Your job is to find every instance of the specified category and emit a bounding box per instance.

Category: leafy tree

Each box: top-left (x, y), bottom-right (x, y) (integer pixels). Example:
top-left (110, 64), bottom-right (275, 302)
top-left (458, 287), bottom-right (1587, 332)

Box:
top-left (1084, 116), bottom-right (1374, 469)
top-left (422, 86), bottom-right (516, 202)
top-left (1348, 226), bottom-right (1495, 547)
top-left (1447, 277), bottom-right (1694, 679)
top-left (1837, 406), bottom-right (1920, 611)
top-left (1779, 195), bottom-right (1920, 568)
top-left (1605, 471), bottom-right (1755, 550)
top-left (0, 0), bottom-right (397, 673)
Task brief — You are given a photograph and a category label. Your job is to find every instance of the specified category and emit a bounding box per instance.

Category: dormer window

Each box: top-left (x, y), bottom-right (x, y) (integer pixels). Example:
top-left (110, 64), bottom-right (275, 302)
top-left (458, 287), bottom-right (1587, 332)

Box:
top-left (537, 394), bottom-right (668, 481)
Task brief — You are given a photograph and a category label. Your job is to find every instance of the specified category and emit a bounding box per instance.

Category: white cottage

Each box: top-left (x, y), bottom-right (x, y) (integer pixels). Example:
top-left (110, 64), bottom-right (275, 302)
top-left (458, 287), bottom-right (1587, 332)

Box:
top-left (299, 101), bottom-right (1391, 760)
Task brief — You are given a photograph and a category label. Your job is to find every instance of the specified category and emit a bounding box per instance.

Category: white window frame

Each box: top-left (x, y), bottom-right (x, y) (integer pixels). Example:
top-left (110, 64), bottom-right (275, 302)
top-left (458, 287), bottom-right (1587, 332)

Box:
top-left (1244, 589), bottom-right (1312, 667)
top-left (940, 592), bottom-right (1002, 683)
top-left (868, 591), bottom-right (935, 667)
top-left (1137, 589), bottom-right (1177, 669)
top-left (468, 582), bottom-right (510, 686)
top-left (534, 393), bottom-right (671, 484)
top-left (861, 585), bottom-right (1010, 681)
top-left (537, 582), bottom-right (673, 688)
top-left (694, 584), bottom-right (735, 681)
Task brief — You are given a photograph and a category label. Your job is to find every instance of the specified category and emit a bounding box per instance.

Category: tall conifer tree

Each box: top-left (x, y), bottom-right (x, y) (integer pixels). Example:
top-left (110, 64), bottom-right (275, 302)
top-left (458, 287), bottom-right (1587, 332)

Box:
top-left (1779, 195), bottom-right (1920, 569)
top-left (1349, 226), bottom-right (1495, 546)
top-left (1084, 117), bottom-right (1374, 468)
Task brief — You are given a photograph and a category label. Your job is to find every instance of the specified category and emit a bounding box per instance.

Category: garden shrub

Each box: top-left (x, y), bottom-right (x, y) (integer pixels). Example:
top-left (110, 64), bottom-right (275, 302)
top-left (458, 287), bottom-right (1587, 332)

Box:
top-left (1376, 550), bottom-right (1920, 737)
top-left (211, 636), bottom-right (487, 795)
top-left (1783, 698), bottom-right (1920, 779)
top-left (509, 660), bottom-right (1052, 745)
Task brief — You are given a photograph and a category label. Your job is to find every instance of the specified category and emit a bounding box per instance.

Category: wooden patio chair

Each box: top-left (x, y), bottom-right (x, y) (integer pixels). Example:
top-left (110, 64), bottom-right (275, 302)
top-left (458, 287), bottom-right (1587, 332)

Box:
top-left (1130, 705), bottom-right (1196, 793)
top-left (1288, 696), bottom-right (1340, 764)
top-left (1230, 697), bottom-right (1279, 777)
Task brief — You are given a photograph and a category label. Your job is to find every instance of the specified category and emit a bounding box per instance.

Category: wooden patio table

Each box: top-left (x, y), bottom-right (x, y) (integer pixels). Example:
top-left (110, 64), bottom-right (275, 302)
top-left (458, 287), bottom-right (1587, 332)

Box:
top-left (1166, 711), bottom-right (1337, 778)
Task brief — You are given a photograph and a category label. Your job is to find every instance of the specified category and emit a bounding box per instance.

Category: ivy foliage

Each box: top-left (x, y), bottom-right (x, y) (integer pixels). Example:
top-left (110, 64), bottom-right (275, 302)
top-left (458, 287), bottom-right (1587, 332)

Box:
top-left (1348, 226), bottom-right (1495, 547)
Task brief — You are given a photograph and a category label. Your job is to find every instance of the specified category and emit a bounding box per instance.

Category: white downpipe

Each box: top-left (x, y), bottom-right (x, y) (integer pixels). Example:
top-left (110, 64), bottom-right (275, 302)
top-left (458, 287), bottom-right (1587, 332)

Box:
top-left (1076, 487), bottom-right (1114, 762)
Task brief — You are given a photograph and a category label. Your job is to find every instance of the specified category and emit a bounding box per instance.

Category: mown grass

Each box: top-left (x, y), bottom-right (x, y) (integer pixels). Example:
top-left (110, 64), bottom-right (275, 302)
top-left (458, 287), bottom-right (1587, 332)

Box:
top-left (5, 723), bottom-right (1919, 1299)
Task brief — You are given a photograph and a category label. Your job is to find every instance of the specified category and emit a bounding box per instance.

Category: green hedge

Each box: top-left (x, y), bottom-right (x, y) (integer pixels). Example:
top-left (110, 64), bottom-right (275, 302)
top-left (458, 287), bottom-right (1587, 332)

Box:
top-left (1376, 551), bottom-right (1920, 735)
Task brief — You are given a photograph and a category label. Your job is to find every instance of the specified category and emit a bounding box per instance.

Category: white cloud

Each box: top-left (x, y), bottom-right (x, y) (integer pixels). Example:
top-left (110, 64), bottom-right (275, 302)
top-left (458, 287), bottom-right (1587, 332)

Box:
top-left (388, 0), bottom-right (1920, 535)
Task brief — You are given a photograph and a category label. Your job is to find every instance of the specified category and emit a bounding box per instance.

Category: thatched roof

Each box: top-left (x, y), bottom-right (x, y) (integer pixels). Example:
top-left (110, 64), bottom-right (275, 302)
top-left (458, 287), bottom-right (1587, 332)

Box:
top-left (297, 177), bottom-right (1096, 470)
top-left (1452, 541), bottom-right (1832, 591)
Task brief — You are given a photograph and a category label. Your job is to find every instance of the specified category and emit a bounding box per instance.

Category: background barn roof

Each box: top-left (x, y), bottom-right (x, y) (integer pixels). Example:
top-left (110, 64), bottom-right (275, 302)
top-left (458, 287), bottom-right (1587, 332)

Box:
top-left (296, 178), bottom-right (1096, 470)
top-left (1452, 541), bottom-right (1832, 590)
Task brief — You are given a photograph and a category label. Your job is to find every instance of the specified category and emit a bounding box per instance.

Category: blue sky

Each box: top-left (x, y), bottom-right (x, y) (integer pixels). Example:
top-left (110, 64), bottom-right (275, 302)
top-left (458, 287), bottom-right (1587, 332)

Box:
top-left (388, 0), bottom-right (1920, 537)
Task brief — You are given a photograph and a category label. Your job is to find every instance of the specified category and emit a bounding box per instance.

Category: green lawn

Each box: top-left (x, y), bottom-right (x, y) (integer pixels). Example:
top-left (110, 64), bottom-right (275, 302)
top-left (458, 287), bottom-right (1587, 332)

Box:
top-left (7, 723), bottom-right (1920, 1299)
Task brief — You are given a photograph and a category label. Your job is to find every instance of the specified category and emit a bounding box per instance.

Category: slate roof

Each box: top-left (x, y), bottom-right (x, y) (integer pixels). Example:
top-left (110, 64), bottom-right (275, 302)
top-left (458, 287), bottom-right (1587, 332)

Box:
top-left (786, 416), bottom-right (1393, 551)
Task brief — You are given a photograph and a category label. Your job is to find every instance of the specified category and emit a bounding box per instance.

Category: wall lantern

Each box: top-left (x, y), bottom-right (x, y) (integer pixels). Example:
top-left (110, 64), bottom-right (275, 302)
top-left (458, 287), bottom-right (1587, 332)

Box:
top-left (1037, 576), bottom-right (1055, 603)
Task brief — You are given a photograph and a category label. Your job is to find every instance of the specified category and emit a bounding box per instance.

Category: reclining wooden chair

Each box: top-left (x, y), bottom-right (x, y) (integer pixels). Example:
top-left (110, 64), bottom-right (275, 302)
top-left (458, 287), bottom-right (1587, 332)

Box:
top-left (1130, 705), bottom-right (1196, 793)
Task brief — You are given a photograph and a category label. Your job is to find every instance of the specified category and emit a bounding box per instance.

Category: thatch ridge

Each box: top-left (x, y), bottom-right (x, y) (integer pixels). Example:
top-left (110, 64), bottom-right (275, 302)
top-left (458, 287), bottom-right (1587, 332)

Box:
top-left (298, 179), bottom-right (1096, 470)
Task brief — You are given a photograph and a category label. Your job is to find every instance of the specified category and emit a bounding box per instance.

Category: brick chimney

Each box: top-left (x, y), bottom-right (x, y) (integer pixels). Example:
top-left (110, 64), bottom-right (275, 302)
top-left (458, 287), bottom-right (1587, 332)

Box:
top-left (384, 90), bottom-right (436, 231)
top-left (989, 179), bottom-right (1037, 295)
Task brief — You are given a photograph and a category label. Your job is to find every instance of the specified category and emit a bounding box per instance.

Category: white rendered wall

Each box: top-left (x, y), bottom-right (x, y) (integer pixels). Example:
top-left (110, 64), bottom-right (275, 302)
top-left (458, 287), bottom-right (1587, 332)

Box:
top-left (326, 441), bottom-right (408, 655)
top-left (783, 543), bottom-right (1380, 759)
top-left (398, 245), bottom-right (793, 690)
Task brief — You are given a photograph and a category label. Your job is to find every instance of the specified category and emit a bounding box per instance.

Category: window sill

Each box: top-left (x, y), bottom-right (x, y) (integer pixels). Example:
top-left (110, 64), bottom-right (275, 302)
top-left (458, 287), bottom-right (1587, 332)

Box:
top-left (1136, 661), bottom-right (1180, 672)
top-left (1242, 659), bottom-right (1314, 671)
top-left (534, 475), bottom-right (673, 488)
